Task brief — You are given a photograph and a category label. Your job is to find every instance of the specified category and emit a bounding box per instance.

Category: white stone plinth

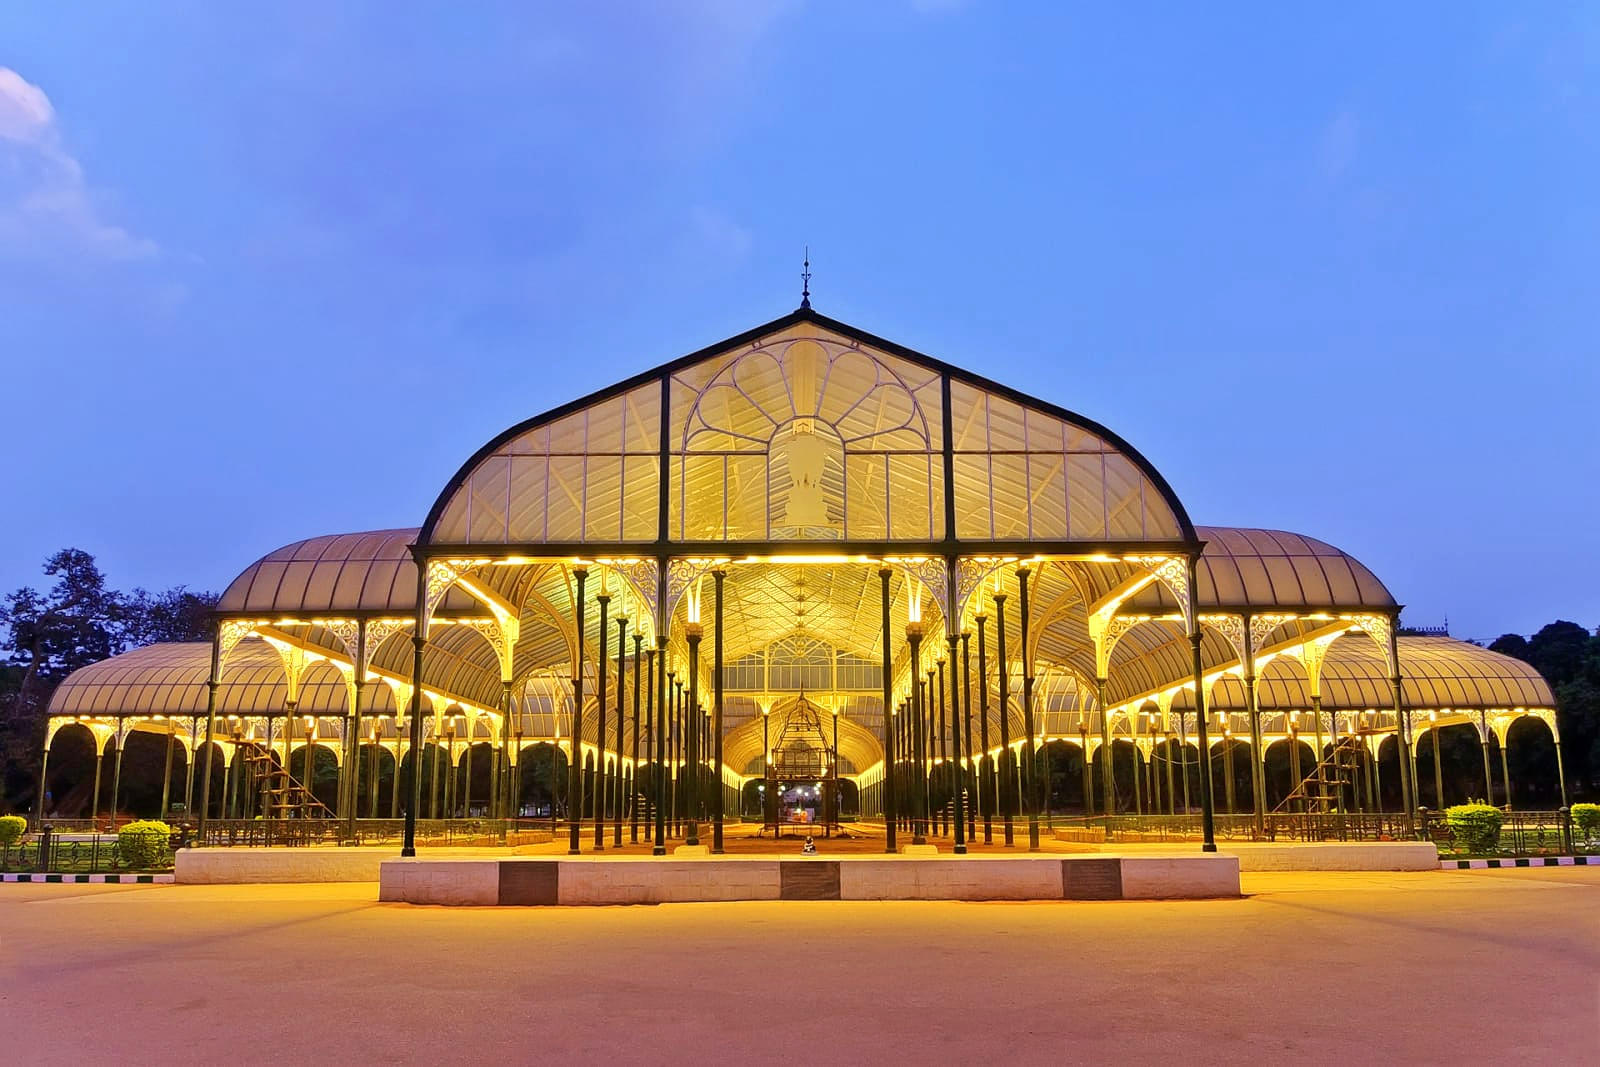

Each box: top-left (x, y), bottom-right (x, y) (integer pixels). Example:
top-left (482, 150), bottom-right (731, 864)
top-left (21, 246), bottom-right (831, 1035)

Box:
top-left (176, 847), bottom-right (397, 884)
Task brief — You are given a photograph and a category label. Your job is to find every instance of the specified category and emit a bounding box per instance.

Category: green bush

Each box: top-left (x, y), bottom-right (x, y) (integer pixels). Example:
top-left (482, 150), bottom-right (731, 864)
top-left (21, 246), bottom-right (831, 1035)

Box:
top-left (1444, 803), bottom-right (1503, 855)
top-left (0, 815), bottom-right (25, 848)
top-left (1573, 803), bottom-right (1600, 841)
top-left (117, 819), bottom-right (172, 869)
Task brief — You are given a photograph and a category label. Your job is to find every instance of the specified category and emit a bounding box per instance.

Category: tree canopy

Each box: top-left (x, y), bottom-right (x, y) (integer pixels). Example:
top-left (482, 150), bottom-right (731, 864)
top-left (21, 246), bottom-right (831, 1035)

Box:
top-left (1490, 621), bottom-right (1600, 801)
top-left (0, 548), bottom-right (217, 813)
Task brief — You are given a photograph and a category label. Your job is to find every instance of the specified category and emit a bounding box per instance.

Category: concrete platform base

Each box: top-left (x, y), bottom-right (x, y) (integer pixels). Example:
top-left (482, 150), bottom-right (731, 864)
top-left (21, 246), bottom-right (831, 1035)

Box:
top-left (177, 847), bottom-right (401, 883)
top-left (1219, 842), bottom-right (1438, 872)
top-left (672, 844), bottom-right (711, 857)
top-left (378, 853), bottom-right (1241, 906)
top-left (898, 844), bottom-right (939, 856)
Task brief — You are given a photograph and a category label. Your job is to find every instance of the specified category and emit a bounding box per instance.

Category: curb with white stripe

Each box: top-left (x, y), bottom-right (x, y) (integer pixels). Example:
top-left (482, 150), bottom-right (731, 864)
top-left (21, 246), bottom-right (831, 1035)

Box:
top-left (1442, 855), bottom-right (1595, 870)
top-left (1, 872), bottom-right (174, 883)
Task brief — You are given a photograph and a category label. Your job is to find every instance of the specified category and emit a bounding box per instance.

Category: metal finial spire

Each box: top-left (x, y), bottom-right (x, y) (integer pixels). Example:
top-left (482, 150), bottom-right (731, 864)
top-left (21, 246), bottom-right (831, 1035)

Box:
top-left (800, 246), bottom-right (811, 309)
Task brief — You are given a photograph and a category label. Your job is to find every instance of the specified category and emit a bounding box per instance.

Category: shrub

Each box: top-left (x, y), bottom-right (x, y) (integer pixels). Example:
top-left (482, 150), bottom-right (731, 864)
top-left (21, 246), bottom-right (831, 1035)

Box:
top-left (1444, 803), bottom-right (1503, 855)
top-left (1573, 803), bottom-right (1600, 841)
top-left (0, 815), bottom-right (25, 848)
top-left (117, 819), bottom-right (172, 869)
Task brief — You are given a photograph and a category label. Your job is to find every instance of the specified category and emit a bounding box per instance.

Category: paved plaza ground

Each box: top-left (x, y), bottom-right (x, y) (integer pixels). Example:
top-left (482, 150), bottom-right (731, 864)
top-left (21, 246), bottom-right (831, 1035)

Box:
top-left (2, 868), bottom-right (1595, 1063)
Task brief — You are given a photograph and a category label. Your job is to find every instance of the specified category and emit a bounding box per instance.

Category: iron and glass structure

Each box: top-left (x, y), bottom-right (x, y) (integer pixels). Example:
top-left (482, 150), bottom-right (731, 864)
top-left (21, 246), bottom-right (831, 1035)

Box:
top-left (37, 307), bottom-right (1568, 847)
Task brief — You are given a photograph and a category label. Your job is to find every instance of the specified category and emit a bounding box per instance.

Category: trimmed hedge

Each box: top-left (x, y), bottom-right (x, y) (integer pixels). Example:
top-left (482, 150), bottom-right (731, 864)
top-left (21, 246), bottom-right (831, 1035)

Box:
top-left (117, 819), bottom-right (172, 870)
top-left (1573, 803), bottom-right (1600, 840)
top-left (0, 815), bottom-right (25, 848)
top-left (1444, 803), bottom-right (1503, 855)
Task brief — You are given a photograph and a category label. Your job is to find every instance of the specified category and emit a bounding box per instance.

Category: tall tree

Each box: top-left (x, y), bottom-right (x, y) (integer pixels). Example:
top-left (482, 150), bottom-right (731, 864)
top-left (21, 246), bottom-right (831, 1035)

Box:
top-left (0, 550), bottom-right (126, 813)
top-left (0, 549), bottom-right (218, 814)
top-left (120, 587), bottom-right (219, 648)
top-left (1491, 621), bottom-right (1600, 801)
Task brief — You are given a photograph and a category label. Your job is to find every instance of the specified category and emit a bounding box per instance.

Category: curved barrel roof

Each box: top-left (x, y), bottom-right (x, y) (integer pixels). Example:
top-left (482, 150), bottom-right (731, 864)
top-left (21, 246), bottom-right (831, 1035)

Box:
top-left (1124, 526), bottom-right (1396, 613)
top-left (217, 529), bottom-right (420, 615)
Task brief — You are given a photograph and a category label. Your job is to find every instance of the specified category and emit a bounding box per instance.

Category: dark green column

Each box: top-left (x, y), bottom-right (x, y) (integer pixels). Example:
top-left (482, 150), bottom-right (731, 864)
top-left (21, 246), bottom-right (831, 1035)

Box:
top-left (197, 629), bottom-right (223, 837)
top-left (907, 624), bottom-right (925, 844)
top-left (567, 567), bottom-right (587, 854)
top-left (961, 631), bottom-right (975, 842)
top-left (632, 632), bottom-right (643, 843)
top-left (594, 590), bottom-right (609, 849)
top-left (712, 569), bottom-right (726, 853)
top-left (1187, 624), bottom-right (1217, 850)
top-left (614, 614), bottom-right (628, 848)
top-left (685, 622), bottom-right (702, 847)
top-left (947, 631), bottom-right (966, 854)
top-left (994, 591), bottom-right (1012, 847)
top-left (1017, 565), bottom-right (1040, 851)
top-left (653, 646), bottom-right (667, 855)
top-left (879, 568), bottom-right (896, 853)
top-left (976, 611), bottom-right (993, 843)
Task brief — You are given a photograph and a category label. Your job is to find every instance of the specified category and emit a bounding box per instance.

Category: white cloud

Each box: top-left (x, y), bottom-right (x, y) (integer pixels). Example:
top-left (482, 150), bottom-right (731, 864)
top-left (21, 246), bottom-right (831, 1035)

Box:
top-left (0, 67), bottom-right (156, 262)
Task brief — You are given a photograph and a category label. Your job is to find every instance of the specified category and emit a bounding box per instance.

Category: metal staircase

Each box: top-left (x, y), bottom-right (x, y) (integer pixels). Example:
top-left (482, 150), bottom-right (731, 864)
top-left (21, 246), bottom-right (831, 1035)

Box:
top-left (238, 740), bottom-right (335, 820)
top-left (1272, 734), bottom-right (1366, 814)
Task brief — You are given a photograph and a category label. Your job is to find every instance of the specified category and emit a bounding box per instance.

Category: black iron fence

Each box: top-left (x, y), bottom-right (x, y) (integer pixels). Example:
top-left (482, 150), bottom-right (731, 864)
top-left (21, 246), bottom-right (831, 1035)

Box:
top-left (1054, 812), bottom-right (1414, 844)
top-left (1418, 808), bottom-right (1590, 858)
top-left (192, 817), bottom-right (559, 848)
top-left (0, 827), bottom-right (176, 874)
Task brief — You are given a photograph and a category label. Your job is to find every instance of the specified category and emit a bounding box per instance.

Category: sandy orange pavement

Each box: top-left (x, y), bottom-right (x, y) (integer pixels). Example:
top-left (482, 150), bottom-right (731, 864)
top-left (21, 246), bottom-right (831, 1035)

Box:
top-left (2, 869), bottom-right (1596, 1064)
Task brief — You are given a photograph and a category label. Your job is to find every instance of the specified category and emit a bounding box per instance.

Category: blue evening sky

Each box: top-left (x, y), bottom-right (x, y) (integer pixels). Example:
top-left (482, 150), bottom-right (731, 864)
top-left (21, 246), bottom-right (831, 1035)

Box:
top-left (1, 2), bottom-right (1595, 642)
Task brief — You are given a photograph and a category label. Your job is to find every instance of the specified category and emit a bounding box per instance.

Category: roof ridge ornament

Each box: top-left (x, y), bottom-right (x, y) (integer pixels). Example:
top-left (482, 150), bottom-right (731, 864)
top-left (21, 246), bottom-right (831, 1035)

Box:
top-left (800, 246), bottom-right (811, 310)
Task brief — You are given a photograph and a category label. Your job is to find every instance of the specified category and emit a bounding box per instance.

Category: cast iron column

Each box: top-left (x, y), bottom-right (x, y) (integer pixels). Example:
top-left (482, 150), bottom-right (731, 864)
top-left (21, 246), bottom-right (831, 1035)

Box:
top-left (685, 623), bottom-right (702, 847)
top-left (831, 709), bottom-right (840, 832)
top-left (976, 610), bottom-right (992, 844)
top-left (907, 622), bottom-right (926, 845)
top-left (1017, 565), bottom-right (1040, 851)
top-left (673, 677), bottom-right (683, 836)
top-left (632, 633), bottom-right (644, 843)
top-left (1096, 678), bottom-right (1113, 818)
top-left (594, 590), bottom-right (609, 849)
top-left (948, 632), bottom-right (966, 854)
top-left (614, 614), bottom-right (628, 848)
top-left (1499, 737), bottom-right (1514, 810)
top-left (1479, 713), bottom-right (1494, 806)
top-left (1430, 719), bottom-right (1445, 808)
top-left (197, 630), bottom-right (222, 837)
top-left (961, 631), bottom-right (975, 841)
top-left (653, 647), bottom-right (666, 855)
top-left (921, 674), bottom-right (933, 839)
top-left (1388, 620), bottom-right (1416, 825)
top-left (567, 568), bottom-right (587, 855)
top-left (159, 716), bottom-right (176, 819)
top-left (712, 569), bottom-right (726, 853)
top-left (879, 568), bottom-right (897, 852)
top-left (935, 660), bottom-right (947, 835)
top-left (1190, 631), bottom-right (1217, 852)
top-left (994, 590), bottom-right (1013, 847)
top-left (1080, 724), bottom-right (1092, 815)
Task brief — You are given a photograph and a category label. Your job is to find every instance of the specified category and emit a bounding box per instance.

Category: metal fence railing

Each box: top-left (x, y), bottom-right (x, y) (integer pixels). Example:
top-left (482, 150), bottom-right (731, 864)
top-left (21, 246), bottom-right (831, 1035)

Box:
top-left (192, 818), bottom-right (559, 848)
top-left (1044, 812), bottom-right (1413, 844)
top-left (1418, 808), bottom-right (1591, 858)
top-left (1, 828), bottom-right (176, 874)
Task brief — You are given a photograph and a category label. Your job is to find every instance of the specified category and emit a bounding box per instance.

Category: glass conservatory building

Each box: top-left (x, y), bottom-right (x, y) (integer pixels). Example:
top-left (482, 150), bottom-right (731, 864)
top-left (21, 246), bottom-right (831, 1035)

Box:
top-left (41, 306), bottom-right (1563, 852)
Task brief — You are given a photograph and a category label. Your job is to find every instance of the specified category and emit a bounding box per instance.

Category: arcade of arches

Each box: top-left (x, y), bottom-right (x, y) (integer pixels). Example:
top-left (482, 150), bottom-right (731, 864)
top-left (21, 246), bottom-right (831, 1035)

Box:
top-left (39, 308), bottom-right (1564, 853)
